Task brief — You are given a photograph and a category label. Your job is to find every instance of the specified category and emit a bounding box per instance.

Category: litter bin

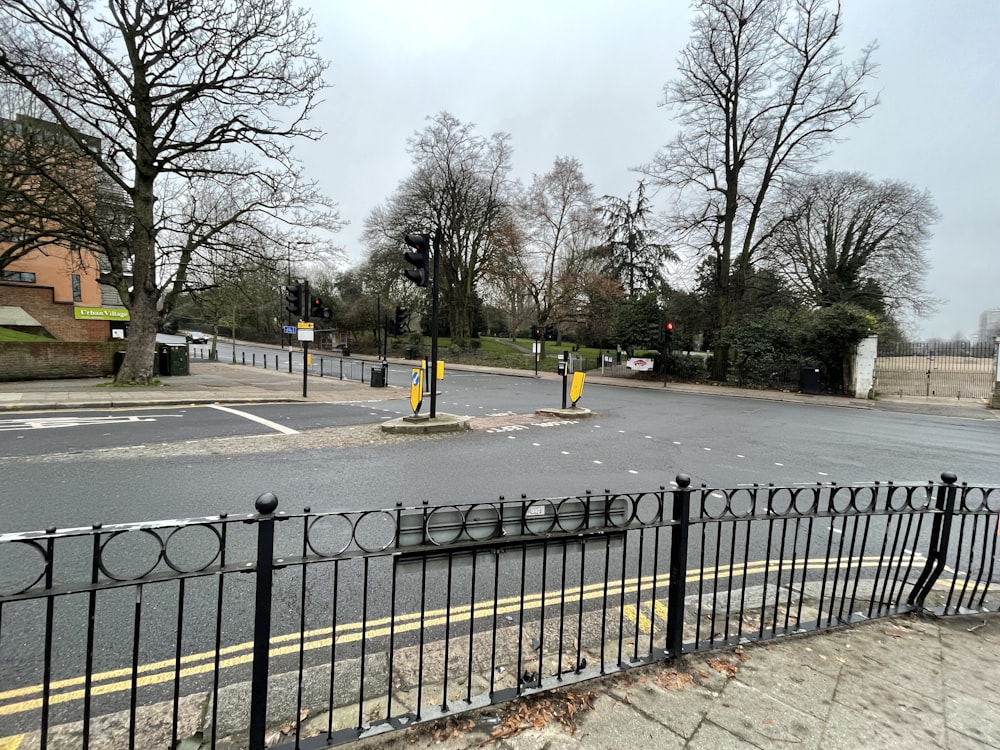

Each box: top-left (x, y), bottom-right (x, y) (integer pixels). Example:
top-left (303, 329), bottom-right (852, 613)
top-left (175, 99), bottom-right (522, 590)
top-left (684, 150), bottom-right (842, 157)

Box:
top-left (370, 362), bottom-right (387, 388)
top-left (404, 346), bottom-right (415, 359)
top-left (112, 350), bottom-right (126, 375)
top-left (158, 344), bottom-right (190, 376)
top-left (800, 367), bottom-right (821, 395)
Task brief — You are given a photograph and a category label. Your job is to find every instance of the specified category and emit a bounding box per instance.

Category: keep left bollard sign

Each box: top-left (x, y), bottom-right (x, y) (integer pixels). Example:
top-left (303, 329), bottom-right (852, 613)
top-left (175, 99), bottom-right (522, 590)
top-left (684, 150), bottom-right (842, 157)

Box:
top-left (570, 371), bottom-right (586, 405)
top-left (410, 367), bottom-right (423, 414)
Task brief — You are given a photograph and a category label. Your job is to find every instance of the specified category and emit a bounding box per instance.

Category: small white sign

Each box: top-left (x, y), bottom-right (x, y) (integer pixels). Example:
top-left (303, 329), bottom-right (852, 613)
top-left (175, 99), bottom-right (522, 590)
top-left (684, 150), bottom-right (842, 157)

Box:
top-left (626, 357), bottom-right (653, 372)
top-left (297, 329), bottom-right (315, 342)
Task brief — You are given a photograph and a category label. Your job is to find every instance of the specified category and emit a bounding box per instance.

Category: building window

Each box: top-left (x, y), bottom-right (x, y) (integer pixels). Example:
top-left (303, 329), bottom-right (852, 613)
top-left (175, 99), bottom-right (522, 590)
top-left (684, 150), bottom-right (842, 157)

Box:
top-left (71, 274), bottom-right (82, 301)
top-left (1, 270), bottom-right (36, 283)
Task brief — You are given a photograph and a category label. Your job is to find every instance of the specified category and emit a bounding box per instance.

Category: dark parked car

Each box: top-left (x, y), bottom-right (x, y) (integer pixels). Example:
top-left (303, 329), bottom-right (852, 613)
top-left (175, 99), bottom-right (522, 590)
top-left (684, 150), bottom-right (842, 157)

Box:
top-left (185, 331), bottom-right (208, 344)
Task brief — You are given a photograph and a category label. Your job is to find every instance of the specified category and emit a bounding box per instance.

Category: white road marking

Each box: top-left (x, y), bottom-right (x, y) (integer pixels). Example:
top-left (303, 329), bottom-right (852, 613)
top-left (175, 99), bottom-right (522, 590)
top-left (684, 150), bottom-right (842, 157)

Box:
top-left (736, 454), bottom-right (745, 458)
top-left (593, 460), bottom-right (603, 464)
top-left (0, 414), bottom-right (181, 431)
top-left (775, 462), bottom-right (784, 466)
top-left (209, 405), bottom-right (298, 434)
top-left (629, 470), bottom-right (638, 474)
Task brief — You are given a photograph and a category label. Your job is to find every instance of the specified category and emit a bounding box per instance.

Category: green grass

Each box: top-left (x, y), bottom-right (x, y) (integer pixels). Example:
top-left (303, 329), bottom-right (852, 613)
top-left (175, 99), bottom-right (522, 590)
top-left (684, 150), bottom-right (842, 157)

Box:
top-left (0, 327), bottom-right (55, 342)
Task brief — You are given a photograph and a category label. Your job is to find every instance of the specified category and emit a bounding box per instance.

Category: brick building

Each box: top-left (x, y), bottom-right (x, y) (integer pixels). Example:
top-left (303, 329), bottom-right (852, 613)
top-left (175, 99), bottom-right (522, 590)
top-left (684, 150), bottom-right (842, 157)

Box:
top-left (0, 114), bottom-right (129, 342)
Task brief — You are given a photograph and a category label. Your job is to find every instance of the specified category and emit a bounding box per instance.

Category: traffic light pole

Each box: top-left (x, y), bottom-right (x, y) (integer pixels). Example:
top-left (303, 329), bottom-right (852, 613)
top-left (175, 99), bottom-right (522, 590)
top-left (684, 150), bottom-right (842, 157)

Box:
top-left (429, 231), bottom-right (441, 419)
top-left (302, 281), bottom-right (309, 398)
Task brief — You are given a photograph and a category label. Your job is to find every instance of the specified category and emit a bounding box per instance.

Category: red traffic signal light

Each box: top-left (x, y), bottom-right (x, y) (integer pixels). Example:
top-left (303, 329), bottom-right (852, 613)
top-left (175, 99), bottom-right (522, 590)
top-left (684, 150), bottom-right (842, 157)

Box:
top-left (531, 325), bottom-right (541, 341)
top-left (310, 295), bottom-right (324, 319)
top-left (403, 233), bottom-right (430, 287)
top-left (664, 321), bottom-right (674, 333)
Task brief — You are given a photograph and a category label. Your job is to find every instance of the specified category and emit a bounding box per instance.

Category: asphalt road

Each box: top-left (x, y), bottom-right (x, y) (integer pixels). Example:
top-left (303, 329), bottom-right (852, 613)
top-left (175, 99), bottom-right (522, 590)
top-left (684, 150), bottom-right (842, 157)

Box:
top-left (1, 373), bottom-right (997, 737)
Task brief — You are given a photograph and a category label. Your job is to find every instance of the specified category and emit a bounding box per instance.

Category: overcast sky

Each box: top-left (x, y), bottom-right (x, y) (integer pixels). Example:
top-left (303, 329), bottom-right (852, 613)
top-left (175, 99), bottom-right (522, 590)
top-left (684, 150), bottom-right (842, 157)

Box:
top-left (298, 0), bottom-right (999, 340)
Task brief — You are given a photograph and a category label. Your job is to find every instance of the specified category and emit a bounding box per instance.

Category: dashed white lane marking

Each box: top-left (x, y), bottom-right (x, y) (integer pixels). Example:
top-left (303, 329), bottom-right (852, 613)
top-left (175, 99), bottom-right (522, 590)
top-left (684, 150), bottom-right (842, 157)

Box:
top-left (629, 470), bottom-right (639, 474)
top-left (673, 441), bottom-right (681, 445)
top-left (561, 451), bottom-right (570, 455)
top-left (594, 460), bottom-right (603, 465)
top-left (704, 447), bottom-right (711, 451)
top-left (775, 462), bottom-right (784, 466)
top-left (818, 472), bottom-right (828, 476)
top-left (736, 454), bottom-right (745, 458)
top-left (532, 442), bottom-right (541, 447)
top-left (209, 405), bottom-right (298, 434)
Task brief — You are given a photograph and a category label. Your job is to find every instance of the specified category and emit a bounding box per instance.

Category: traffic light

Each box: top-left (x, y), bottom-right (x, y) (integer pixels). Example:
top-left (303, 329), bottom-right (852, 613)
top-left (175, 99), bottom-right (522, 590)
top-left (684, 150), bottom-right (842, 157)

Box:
top-left (664, 321), bottom-right (674, 344)
top-left (310, 295), bottom-right (325, 320)
top-left (285, 282), bottom-right (303, 317)
top-left (531, 325), bottom-right (542, 341)
top-left (403, 233), bottom-right (430, 287)
top-left (394, 306), bottom-right (408, 335)
top-left (544, 324), bottom-right (555, 341)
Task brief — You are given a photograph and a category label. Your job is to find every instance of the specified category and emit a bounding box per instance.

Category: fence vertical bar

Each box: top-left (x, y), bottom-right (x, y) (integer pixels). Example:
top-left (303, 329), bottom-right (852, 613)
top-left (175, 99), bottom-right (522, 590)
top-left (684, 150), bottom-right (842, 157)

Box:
top-left (907, 472), bottom-right (958, 608)
top-left (666, 474), bottom-right (692, 659)
top-left (249, 493), bottom-right (279, 750)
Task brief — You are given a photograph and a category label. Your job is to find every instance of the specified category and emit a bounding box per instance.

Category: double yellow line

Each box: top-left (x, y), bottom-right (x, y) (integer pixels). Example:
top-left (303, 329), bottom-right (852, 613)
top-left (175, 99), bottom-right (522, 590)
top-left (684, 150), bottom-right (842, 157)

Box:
top-left (0, 555), bottom-right (909, 721)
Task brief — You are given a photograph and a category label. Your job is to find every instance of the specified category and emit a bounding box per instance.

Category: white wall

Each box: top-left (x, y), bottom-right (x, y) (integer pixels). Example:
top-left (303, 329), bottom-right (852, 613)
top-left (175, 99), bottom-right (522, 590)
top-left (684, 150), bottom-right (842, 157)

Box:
top-left (853, 335), bottom-right (878, 399)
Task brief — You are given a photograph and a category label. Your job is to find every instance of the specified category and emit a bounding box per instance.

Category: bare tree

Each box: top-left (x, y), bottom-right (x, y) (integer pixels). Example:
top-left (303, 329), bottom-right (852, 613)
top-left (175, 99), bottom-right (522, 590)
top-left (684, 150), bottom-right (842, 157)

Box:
top-left (765, 171), bottom-right (938, 318)
top-left (0, 0), bottom-right (338, 383)
top-left (648, 0), bottom-right (878, 380)
top-left (365, 112), bottom-right (515, 342)
top-left (516, 156), bottom-right (602, 347)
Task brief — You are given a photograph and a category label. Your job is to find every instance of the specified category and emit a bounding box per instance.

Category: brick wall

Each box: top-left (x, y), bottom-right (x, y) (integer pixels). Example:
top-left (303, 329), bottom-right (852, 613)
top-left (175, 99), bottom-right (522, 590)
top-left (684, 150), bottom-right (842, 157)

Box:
top-left (0, 281), bottom-right (110, 341)
top-left (0, 340), bottom-right (127, 380)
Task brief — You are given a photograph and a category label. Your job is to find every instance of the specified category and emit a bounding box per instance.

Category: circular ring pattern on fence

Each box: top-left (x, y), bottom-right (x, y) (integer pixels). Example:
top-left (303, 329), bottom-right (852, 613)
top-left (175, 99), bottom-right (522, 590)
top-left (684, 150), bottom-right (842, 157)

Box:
top-left (0, 539), bottom-right (47, 596)
top-left (632, 491), bottom-right (663, 525)
top-left (425, 505), bottom-right (467, 546)
top-left (554, 497), bottom-right (588, 533)
top-left (306, 513), bottom-right (356, 557)
top-left (163, 523), bottom-right (222, 573)
top-left (605, 494), bottom-right (634, 528)
top-left (524, 499), bottom-right (557, 536)
top-left (463, 504), bottom-right (503, 541)
top-left (99, 528), bottom-right (164, 581)
top-left (351, 510), bottom-right (397, 553)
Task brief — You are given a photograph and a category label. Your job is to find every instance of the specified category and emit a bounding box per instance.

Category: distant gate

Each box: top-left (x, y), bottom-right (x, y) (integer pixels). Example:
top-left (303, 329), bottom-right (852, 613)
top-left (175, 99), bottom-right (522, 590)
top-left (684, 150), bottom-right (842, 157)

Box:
top-left (874, 341), bottom-right (997, 400)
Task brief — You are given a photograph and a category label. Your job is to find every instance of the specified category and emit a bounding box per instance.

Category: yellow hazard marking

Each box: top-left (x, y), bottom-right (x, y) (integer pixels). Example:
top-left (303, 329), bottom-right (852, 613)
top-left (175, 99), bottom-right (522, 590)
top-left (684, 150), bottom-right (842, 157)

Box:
top-left (622, 604), bottom-right (657, 635)
top-left (0, 554), bottom-right (921, 716)
top-left (0, 735), bottom-right (24, 750)
top-left (653, 600), bottom-right (669, 622)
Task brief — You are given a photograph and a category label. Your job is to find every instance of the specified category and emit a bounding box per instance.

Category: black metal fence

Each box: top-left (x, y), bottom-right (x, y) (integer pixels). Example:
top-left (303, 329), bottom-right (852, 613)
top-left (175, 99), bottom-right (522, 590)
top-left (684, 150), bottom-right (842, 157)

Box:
top-left (1, 474), bottom-right (997, 749)
top-left (190, 346), bottom-right (389, 385)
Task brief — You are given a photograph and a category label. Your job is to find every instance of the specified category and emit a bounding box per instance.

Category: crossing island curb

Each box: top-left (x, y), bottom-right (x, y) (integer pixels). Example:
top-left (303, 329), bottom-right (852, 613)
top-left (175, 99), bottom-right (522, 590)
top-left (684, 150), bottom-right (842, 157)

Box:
top-left (380, 413), bottom-right (471, 434)
top-left (534, 406), bottom-right (593, 419)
